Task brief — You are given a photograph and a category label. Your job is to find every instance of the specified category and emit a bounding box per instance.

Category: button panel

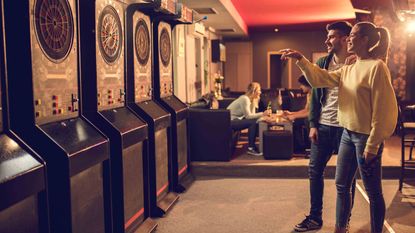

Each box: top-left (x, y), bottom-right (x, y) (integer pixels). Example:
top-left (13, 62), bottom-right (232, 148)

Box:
top-left (33, 92), bottom-right (79, 122)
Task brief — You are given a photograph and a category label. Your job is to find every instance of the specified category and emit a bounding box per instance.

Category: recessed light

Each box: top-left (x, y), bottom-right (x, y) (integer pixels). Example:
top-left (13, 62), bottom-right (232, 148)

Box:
top-left (274, 28), bottom-right (279, 32)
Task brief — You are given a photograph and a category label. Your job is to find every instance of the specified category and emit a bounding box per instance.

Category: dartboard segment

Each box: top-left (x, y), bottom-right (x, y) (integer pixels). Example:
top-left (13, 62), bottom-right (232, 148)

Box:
top-left (135, 19), bottom-right (150, 66)
top-left (98, 5), bottom-right (123, 64)
top-left (159, 28), bottom-right (171, 67)
top-left (34, 0), bottom-right (74, 63)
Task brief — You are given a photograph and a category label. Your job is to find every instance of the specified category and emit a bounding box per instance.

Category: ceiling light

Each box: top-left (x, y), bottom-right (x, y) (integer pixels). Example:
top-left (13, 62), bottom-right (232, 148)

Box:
top-left (407, 20), bottom-right (415, 36)
top-left (354, 8), bottom-right (371, 14)
top-left (274, 28), bottom-right (279, 32)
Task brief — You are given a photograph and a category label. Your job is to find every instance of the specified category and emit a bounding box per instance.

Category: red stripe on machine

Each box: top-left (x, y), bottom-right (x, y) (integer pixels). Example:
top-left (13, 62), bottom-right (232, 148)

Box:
top-left (157, 183), bottom-right (169, 196)
top-left (124, 208), bottom-right (144, 229)
top-left (178, 165), bottom-right (188, 175)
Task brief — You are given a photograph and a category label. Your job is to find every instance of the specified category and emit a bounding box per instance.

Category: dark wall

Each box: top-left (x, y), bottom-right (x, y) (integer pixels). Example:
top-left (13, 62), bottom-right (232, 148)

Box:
top-left (250, 30), bottom-right (327, 88)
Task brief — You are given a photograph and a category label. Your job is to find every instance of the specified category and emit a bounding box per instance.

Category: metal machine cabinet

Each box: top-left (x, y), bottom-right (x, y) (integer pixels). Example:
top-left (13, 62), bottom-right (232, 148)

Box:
top-left (0, 136), bottom-right (48, 233)
top-left (3, 1), bottom-right (110, 233)
top-left (151, 2), bottom-right (194, 190)
top-left (78, 0), bottom-right (157, 232)
top-left (0, 5), bottom-right (49, 233)
top-left (126, 0), bottom-right (180, 218)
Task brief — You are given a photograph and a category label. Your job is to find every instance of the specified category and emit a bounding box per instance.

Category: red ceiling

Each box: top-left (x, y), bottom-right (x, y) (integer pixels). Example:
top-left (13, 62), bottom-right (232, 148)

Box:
top-left (231, 0), bottom-right (356, 31)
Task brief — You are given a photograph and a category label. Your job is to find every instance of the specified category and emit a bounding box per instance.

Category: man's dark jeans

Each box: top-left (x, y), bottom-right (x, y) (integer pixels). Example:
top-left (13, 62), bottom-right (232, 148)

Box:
top-left (309, 125), bottom-right (356, 220)
top-left (230, 118), bottom-right (257, 148)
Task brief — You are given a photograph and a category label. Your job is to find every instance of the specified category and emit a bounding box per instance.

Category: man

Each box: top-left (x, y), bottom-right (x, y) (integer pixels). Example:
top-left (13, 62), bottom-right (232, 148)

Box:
top-left (286, 75), bottom-right (312, 122)
top-left (294, 21), bottom-right (356, 232)
top-left (285, 76), bottom-right (312, 153)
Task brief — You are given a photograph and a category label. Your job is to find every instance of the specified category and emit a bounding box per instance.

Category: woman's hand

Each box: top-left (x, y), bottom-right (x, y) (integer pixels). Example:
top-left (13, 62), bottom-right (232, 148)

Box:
top-left (280, 49), bottom-right (304, 61)
top-left (364, 151), bottom-right (377, 164)
top-left (263, 109), bottom-right (272, 116)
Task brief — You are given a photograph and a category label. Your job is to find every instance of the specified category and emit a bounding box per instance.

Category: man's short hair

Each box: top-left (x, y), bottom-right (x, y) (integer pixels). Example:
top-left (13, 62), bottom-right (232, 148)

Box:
top-left (326, 21), bottom-right (353, 37)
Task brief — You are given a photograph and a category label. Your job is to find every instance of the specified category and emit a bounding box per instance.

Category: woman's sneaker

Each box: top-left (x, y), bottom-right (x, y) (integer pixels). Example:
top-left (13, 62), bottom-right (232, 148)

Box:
top-left (247, 147), bottom-right (262, 156)
top-left (294, 215), bottom-right (322, 232)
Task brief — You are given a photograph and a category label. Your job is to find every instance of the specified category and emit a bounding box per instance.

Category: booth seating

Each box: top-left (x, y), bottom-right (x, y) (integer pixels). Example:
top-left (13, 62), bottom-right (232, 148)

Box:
top-left (258, 88), bottom-right (307, 112)
top-left (188, 97), bottom-right (239, 161)
top-left (188, 88), bottom-right (310, 161)
top-left (218, 98), bottom-right (236, 109)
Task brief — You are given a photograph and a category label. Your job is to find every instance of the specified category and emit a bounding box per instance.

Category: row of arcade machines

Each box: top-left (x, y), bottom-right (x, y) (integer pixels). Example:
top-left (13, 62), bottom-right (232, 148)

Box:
top-left (0, 0), bottom-right (194, 233)
top-left (0, 6), bottom-right (48, 232)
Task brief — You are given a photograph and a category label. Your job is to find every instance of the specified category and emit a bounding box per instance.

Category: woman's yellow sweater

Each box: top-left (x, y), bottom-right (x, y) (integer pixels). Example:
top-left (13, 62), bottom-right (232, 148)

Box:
top-left (297, 57), bottom-right (398, 154)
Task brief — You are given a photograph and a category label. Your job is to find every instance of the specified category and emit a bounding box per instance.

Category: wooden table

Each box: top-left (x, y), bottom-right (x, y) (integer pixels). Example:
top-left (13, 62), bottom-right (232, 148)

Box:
top-left (258, 115), bottom-right (293, 153)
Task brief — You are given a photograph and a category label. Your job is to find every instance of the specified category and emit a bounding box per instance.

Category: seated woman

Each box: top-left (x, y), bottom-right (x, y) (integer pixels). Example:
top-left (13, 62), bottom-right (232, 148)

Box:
top-left (227, 82), bottom-right (271, 156)
top-left (285, 75), bottom-right (312, 121)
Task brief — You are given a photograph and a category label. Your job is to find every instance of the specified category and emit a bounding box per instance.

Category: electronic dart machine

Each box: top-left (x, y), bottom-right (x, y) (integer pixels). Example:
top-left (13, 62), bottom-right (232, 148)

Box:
top-left (152, 2), bottom-right (193, 191)
top-left (0, 6), bottom-right (49, 233)
top-left (2, 1), bottom-right (110, 233)
top-left (126, 0), bottom-right (179, 217)
top-left (78, 0), bottom-right (157, 232)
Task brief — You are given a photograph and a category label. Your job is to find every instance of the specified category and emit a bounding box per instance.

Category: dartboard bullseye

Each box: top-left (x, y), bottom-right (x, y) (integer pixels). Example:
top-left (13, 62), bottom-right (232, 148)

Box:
top-left (135, 19), bottom-right (150, 66)
top-left (98, 5), bottom-right (122, 64)
top-left (34, 0), bottom-right (74, 63)
top-left (159, 28), bottom-right (171, 67)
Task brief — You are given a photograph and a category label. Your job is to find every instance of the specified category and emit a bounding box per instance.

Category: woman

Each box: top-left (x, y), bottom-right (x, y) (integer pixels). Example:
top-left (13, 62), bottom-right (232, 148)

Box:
top-left (227, 82), bottom-right (271, 156)
top-left (281, 22), bottom-right (397, 233)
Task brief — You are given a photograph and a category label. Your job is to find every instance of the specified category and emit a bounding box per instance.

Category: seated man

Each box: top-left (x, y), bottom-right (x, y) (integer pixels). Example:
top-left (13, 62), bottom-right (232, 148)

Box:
top-left (227, 82), bottom-right (271, 156)
top-left (285, 75), bottom-right (312, 121)
top-left (285, 76), bottom-right (312, 153)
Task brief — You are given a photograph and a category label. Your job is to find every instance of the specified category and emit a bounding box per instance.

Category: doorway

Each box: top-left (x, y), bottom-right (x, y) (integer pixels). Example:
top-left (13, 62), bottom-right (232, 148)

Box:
top-left (267, 52), bottom-right (292, 89)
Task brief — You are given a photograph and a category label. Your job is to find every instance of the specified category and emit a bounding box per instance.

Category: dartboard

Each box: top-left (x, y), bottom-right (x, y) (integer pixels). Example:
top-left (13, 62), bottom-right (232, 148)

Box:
top-left (98, 5), bottom-right (122, 64)
top-left (34, 0), bottom-right (74, 63)
top-left (135, 19), bottom-right (150, 66)
top-left (159, 28), bottom-right (171, 67)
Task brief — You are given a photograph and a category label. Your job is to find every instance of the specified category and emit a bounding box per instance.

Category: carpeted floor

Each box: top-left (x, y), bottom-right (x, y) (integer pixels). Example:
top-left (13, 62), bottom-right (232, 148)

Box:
top-left (163, 132), bottom-right (415, 232)
top-left (191, 135), bottom-right (406, 179)
top-left (154, 178), bottom-right (415, 233)
top-left (232, 133), bottom-right (401, 167)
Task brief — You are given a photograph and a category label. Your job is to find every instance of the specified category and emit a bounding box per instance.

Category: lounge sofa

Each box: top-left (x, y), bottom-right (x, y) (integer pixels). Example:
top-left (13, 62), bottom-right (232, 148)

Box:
top-left (188, 97), bottom-right (238, 161)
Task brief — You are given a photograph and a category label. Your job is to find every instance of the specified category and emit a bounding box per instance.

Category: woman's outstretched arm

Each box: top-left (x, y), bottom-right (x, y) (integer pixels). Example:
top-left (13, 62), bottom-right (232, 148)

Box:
top-left (281, 49), bottom-right (342, 88)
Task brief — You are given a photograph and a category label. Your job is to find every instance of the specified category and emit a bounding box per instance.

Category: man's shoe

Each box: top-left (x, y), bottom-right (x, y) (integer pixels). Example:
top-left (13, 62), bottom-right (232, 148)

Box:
top-left (294, 215), bottom-right (323, 232)
top-left (345, 221), bottom-right (350, 233)
top-left (247, 147), bottom-right (262, 156)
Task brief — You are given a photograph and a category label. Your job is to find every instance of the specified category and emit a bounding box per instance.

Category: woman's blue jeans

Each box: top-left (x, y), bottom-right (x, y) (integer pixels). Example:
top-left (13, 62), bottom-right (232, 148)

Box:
top-left (335, 129), bottom-right (385, 233)
top-left (230, 118), bottom-right (258, 148)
